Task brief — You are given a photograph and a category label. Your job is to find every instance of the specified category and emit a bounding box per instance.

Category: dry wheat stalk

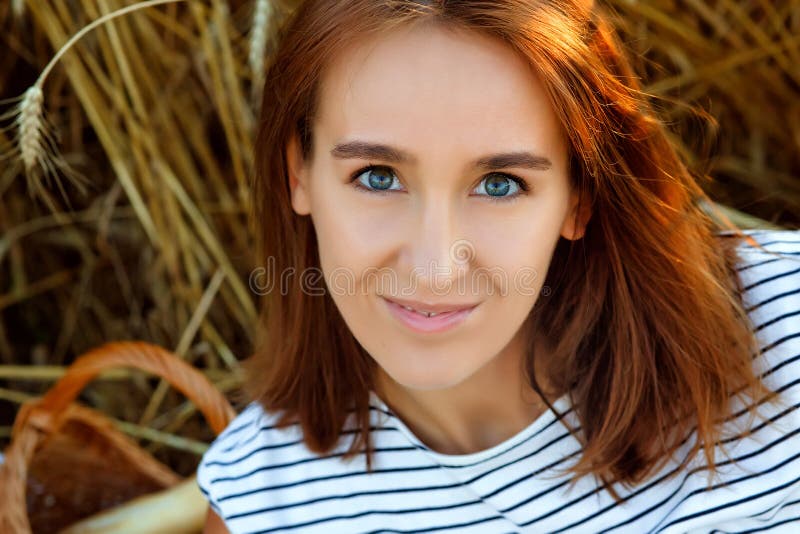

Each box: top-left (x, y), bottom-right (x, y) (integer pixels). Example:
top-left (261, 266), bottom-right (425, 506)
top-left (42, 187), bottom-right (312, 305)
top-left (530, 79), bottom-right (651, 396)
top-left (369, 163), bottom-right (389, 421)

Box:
top-left (249, 0), bottom-right (273, 107)
top-left (11, 0), bottom-right (25, 19)
top-left (0, 0), bottom-right (188, 208)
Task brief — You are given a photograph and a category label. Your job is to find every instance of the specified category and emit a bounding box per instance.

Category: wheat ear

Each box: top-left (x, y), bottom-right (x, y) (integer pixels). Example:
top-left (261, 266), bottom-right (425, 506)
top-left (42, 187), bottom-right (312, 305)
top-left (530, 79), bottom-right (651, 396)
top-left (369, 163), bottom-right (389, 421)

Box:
top-left (2, 0), bottom-right (187, 206)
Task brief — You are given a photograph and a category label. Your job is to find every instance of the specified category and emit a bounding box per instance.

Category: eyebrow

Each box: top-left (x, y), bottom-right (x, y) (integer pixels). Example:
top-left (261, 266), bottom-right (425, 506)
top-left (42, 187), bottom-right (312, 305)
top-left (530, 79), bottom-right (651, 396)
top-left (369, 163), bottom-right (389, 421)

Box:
top-left (330, 140), bottom-right (552, 171)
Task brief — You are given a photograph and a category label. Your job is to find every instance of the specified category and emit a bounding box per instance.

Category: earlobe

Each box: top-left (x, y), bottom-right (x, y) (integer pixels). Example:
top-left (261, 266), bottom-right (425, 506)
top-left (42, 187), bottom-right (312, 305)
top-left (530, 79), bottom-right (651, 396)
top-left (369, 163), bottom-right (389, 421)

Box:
top-left (560, 190), bottom-right (592, 241)
top-left (286, 134), bottom-right (311, 216)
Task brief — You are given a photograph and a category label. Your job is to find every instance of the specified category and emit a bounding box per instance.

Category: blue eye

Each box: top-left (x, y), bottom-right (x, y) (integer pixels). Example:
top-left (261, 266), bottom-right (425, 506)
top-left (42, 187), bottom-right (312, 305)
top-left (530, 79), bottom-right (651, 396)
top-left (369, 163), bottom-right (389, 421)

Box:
top-left (350, 165), bottom-right (403, 195)
top-left (474, 173), bottom-right (528, 203)
top-left (348, 165), bottom-right (529, 202)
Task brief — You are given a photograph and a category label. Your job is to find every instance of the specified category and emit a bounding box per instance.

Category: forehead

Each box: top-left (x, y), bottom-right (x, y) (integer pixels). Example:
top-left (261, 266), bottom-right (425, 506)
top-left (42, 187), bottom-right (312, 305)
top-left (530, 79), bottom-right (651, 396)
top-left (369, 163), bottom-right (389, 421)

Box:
top-left (313, 21), bottom-right (565, 156)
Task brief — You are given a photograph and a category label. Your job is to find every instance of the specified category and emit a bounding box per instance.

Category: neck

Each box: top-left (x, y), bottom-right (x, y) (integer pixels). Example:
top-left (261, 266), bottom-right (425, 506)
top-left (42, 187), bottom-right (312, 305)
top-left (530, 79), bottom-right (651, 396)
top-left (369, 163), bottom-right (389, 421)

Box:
top-left (373, 330), bottom-right (552, 455)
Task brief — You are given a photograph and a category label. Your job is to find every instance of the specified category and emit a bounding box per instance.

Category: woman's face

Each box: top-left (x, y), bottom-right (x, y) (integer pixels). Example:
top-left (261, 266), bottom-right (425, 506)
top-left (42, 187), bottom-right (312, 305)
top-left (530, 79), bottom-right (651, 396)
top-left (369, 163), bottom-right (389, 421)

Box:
top-left (287, 21), bottom-right (588, 391)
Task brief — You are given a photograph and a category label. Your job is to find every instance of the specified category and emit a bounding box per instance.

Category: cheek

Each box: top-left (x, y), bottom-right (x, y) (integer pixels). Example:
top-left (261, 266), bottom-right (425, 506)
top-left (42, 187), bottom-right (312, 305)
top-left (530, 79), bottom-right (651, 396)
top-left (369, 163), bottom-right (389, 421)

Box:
top-left (465, 203), bottom-right (566, 292)
top-left (313, 195), bottom-right (408, 270)
top-left (311, 206), bottom-right (406, 313)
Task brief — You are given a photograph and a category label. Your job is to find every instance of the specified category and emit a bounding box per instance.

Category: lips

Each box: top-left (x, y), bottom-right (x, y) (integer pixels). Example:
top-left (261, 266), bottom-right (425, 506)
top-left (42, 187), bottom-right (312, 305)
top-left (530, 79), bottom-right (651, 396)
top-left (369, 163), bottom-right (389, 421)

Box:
top-left (382, 297), bottom-right (478, 334)
top-left (380, 296), bottom-right (480, 316)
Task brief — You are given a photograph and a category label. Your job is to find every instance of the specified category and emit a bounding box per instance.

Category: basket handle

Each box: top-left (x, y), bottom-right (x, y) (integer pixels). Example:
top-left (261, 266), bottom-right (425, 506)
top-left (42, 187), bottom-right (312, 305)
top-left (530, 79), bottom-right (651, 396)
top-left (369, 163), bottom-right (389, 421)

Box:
top-left (13, 340), bottom-right (236, 437)
top-left (0, 341), bottom-right (238, 534)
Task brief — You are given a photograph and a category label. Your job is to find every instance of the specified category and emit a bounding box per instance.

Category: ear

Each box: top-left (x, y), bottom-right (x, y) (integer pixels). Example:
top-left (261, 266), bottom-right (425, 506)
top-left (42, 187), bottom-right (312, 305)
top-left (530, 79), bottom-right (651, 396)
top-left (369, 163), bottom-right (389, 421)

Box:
top-left (286, 133), bottom-right (311, 215)
top-left (560, 188), bottom-right (592, 241)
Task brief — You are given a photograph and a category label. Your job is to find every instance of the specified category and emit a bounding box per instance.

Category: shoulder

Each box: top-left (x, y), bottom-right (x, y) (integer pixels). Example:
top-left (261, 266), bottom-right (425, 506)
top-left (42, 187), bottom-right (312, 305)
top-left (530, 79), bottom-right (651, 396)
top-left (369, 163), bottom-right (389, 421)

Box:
top-left (722, 228), bottom-right (800, 403)
top-left (719, 228), bottom-right (800, 281)
top-left (615, 230), bottom-right (800, 532)
top-left (701, 228), bottom-right (800, 528)
top-left (194, 399), bottom-right (387, 531)
top-left (196, 401), bottom-right (301, 522)
top-left (726, 229), bottom-right (800, 362)
top-left (717, 228), bottom-right (799, 341)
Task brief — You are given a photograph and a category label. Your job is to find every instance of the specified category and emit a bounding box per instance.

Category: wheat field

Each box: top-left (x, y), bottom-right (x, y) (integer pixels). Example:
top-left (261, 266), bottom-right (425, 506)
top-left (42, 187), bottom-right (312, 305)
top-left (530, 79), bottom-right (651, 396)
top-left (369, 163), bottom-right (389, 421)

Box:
top-left (0, 0), bottom-right (798, 526)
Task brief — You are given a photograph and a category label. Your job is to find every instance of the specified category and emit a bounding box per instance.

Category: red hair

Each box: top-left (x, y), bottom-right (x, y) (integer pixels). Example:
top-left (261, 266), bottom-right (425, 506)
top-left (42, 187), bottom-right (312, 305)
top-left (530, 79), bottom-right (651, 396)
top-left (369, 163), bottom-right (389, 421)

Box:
top-left (242, 0), bottom-right (778, 498)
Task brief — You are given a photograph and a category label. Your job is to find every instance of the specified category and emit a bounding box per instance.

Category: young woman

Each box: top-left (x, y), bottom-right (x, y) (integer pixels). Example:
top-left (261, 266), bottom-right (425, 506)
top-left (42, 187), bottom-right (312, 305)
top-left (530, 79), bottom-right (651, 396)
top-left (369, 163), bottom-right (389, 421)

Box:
top-left (197, 1), bottom-right (800, 532)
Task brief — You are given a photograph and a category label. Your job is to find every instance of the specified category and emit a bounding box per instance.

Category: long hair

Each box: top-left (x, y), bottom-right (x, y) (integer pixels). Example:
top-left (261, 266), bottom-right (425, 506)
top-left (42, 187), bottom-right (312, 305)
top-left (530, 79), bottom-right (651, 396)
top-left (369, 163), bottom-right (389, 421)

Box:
top-left (242, 0), bottom-right (775, 496)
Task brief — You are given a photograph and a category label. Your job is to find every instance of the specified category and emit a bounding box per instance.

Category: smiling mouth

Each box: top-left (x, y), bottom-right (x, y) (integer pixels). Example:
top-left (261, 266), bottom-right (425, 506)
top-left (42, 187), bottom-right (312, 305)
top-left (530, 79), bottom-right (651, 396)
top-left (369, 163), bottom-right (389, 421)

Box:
top-left (380, 297), bottom-right (480, 317)
top-left (381, 296), bottom-right (480, 334)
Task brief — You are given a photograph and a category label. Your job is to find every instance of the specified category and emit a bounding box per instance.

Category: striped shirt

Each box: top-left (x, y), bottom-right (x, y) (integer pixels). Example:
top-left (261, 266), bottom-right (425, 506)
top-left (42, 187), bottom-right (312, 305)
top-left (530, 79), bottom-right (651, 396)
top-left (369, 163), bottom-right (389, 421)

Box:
top-left (197, 229), bottom-right (800, 533)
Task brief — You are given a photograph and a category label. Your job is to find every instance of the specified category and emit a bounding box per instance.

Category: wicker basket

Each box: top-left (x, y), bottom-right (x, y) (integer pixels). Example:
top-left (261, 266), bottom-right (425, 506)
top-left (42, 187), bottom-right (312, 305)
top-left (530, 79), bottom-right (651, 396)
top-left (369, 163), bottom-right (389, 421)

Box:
top-left (0, 341), bottom-right (236, 534)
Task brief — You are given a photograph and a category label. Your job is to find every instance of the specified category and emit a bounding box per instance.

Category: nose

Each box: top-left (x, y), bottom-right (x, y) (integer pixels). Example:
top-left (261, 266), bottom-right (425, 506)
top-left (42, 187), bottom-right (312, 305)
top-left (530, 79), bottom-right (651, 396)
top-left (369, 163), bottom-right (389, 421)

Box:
top-left (405, 199), bottom-right (472, 296)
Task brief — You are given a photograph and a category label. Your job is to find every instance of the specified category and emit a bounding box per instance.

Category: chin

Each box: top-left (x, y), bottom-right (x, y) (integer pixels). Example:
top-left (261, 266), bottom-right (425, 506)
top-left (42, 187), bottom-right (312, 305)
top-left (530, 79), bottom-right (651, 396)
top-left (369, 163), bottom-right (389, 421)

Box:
top-left (378, 354), bottom-right (481, 392)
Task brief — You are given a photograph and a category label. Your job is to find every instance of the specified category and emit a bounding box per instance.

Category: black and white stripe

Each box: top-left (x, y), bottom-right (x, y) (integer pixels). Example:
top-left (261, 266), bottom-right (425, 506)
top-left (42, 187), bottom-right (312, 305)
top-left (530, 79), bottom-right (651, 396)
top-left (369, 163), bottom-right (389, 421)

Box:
top-left (198, 229), bottom-right (800, 533)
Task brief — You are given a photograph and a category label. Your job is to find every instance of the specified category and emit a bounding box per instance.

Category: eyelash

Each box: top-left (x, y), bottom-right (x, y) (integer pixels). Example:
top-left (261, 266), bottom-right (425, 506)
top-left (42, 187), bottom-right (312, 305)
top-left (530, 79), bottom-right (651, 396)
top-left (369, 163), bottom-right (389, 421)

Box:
top-left (348, 164), bottom-right (530, 204)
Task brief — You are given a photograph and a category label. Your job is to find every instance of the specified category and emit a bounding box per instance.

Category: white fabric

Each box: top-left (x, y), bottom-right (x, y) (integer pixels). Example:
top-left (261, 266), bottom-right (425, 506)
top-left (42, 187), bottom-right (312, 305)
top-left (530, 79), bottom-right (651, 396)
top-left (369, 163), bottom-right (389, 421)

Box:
top-left (198, 229), bottom-right (800, 533)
